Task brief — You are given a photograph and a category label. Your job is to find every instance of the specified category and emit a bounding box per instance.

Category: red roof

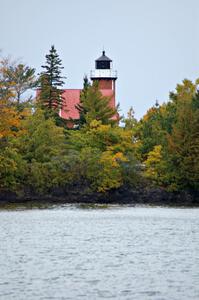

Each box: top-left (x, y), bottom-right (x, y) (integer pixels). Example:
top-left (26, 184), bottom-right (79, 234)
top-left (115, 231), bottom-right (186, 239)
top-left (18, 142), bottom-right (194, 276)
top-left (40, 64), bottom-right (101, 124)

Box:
top-left (60, 89), bottom-right (81, 119)
top-left (60, 89), bottom-right (115, 120)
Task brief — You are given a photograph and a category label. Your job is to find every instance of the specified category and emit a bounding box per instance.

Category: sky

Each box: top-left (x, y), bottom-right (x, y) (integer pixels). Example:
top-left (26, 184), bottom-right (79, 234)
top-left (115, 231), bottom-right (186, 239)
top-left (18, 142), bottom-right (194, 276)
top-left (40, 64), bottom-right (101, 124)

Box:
top-left (1, 0), bottom-right (198, 119)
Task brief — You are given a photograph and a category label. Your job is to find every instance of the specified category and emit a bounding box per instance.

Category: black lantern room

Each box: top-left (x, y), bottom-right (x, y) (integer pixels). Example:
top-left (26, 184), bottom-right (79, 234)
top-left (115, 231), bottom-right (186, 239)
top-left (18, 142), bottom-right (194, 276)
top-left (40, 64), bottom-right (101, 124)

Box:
top-left (95, 51), bottom-right (112, 69)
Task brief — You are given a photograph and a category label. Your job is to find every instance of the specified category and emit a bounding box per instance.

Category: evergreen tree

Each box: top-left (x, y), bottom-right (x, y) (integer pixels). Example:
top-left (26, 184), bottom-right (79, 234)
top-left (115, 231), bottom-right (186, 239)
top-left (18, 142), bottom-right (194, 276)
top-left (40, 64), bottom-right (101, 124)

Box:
top-left (76, 80), bottom-right (119, 128)
top-left (38, 45), bottom-right (65, 121)
top-left (75, 75), bottom-right (91, 128)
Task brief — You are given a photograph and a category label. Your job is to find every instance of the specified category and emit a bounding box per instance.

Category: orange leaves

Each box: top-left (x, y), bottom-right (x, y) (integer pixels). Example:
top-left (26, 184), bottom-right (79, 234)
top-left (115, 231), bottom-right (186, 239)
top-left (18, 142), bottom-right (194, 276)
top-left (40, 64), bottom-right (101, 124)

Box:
top-left (0, 100), bottom-right (29, 139)
top-left (0, 106), bottom-right (20, 138)
top-left (100, 150), bottom-right (127, 168)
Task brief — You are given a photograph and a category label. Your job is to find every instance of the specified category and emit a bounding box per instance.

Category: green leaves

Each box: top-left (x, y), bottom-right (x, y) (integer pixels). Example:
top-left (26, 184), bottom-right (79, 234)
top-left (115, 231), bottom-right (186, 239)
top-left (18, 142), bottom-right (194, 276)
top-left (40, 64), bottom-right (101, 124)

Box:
top-left (166, 83), bottom-right (199, 190)
top-left (0, 146), bottom-right (27, 191)
top-left (6, 63), bottom-right (37, 103)
top-left (67, 121), bottom-right (138, 192)
top-left (0, 58), bottom-right (37, 107)
top-left (7, 109), bottom-right (71, 194)
top-left (137, 79), bottom-right (199, 191)
top-left (1, 49), bottom-right (199, 195)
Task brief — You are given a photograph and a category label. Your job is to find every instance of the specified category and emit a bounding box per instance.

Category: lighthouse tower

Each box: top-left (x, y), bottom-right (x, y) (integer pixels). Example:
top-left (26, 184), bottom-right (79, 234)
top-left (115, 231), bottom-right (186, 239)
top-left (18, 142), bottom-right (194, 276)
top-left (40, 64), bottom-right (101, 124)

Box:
top-left (90, 50), bottom-right (117, 111)
top-left (59, 50), bottom-right (118, 126)
top-left (90, 50), bottom-right (117, 91)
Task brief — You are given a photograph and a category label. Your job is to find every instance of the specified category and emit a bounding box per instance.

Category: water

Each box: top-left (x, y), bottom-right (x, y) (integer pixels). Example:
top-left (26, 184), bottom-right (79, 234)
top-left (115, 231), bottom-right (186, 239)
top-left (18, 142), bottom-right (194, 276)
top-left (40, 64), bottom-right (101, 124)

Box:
top-left (0, 205), bottom-right (199, 300)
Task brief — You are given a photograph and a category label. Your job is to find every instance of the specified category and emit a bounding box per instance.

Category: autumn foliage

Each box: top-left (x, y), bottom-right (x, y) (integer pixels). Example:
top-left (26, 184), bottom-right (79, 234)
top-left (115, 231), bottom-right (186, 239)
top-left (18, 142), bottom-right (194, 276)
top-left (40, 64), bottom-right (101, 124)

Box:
top-left (0, 52), bottom-right (199, 195)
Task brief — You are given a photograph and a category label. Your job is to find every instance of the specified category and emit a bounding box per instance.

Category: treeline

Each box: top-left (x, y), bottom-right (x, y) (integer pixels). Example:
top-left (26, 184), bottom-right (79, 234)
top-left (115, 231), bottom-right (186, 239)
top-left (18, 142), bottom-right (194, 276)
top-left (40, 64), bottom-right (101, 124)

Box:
top-left (0, 46), bottom-right (198, 196)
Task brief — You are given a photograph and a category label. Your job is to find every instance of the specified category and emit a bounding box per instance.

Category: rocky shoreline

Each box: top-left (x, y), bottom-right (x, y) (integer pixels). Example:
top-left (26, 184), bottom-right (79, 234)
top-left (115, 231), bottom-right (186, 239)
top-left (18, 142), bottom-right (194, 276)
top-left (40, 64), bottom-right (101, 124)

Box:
top-left (0, 186), bottom-right (198, 207)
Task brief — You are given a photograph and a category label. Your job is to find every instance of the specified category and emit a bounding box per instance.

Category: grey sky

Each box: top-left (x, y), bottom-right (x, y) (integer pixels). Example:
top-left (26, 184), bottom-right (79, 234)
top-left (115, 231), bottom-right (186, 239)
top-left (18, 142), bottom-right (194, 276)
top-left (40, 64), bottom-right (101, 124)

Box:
top-left (1, 0), bottom-right (198, 118)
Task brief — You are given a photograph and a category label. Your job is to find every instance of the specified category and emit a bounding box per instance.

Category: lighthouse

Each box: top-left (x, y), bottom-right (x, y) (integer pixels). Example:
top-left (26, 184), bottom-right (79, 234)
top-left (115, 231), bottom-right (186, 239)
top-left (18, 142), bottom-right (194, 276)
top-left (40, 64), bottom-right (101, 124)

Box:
top-left (90, 50), bottom-right (117, 91)
top-left (60, 50), bottom-right (118, 126)
top-left (90, 51), bottom-right (118, 113)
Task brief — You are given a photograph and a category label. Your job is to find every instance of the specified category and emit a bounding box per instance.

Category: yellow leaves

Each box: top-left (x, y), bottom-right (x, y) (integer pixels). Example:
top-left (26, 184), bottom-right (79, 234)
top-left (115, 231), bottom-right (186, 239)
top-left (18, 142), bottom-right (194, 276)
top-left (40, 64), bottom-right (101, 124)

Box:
top-left (0, 105), bottom-right (21, 138)
top-left (94, 150), bottom-right (128, 192)
top-left (89, 119), bottom-right (102, 129)
top-left (159, 104), bottom-right (167, 115)
top-left (70, 121), bottom-right (137, 193)
top-left (142, 107), bottom-right (158, 122)
top-left (100, 150), bottom-right (127, 168)
top-left (144, 145), bottom-right (162, 177)
top-left (144, 145), bottom-right (167, 185)
top-left (144, 145), bottom-right (162, 176)
top-left (89, 120), bottom-right (111, 134)
top-left (176, 79), bottom-right (196, 101)
top-left (146, 145), bottom-right (162, 162)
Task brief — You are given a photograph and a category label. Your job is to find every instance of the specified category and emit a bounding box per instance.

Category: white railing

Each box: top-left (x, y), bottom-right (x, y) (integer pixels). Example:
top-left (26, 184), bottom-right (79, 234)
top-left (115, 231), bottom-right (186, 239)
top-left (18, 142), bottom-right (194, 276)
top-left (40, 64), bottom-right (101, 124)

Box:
top-left (90, 69), bottom-right (117, 79)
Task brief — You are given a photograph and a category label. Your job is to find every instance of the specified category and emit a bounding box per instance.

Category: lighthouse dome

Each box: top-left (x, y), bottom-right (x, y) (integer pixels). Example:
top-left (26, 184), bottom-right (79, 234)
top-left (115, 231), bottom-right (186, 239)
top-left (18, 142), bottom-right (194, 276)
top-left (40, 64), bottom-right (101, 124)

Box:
top-left (95, 51), bottom-right (112, 69)
top-left (91, 50), bottom-right (117, 79)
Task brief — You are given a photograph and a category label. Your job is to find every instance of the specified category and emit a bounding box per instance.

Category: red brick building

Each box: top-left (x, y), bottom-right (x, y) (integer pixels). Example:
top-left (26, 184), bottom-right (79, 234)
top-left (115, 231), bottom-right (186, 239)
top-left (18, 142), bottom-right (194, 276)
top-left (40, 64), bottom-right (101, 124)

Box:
top-left (60, 51), bottom-right (118, 127)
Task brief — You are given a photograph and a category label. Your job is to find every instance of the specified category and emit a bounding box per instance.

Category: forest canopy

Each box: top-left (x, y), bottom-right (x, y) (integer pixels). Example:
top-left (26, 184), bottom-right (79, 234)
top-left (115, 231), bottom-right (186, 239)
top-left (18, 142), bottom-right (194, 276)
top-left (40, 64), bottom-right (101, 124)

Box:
top-left (0, 49), bottom-right (198, 196)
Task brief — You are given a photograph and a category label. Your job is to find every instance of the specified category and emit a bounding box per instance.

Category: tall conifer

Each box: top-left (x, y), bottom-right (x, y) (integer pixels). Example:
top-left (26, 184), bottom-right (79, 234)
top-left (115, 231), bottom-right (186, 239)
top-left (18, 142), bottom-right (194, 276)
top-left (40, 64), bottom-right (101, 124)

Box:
top-left (76, 79), bottom-right (119, 128)
top-left (38, 45), bottom-right (65, 121)
top-left (75, 75), bottom-right (90, 128)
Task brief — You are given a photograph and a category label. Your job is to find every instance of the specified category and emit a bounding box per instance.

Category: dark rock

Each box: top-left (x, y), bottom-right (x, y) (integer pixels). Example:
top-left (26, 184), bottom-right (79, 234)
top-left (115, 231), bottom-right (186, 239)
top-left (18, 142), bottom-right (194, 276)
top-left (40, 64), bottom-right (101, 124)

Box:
top-left (0, 185), bottom-right (198, 207)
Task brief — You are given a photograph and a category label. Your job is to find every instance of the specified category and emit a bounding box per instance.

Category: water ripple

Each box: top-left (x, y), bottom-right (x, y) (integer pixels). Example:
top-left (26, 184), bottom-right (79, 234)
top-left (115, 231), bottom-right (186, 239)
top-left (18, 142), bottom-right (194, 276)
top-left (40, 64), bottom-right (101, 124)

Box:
top-left (0, 206), bottom-right (199, 299)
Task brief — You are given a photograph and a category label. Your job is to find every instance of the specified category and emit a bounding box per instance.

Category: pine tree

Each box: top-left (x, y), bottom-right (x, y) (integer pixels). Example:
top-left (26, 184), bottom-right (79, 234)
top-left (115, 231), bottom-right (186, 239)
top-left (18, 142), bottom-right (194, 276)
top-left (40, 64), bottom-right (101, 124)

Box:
top-left (38, 45), bottom-right (65, 120)
top-left (76, 80), bottom-right (119, 128)
top-left (6, 64), bottom-right (37, 104)
top-left (75, 75), bottom-right (90, 128)
top-left (0, 58), bottom-right (37, 112)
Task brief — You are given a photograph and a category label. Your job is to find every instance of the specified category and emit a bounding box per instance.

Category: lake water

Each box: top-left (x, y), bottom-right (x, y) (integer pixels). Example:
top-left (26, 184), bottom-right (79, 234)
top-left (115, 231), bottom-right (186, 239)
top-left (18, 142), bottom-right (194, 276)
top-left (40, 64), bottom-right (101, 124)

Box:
top-left (0, 204), bottom-right (199, 300)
